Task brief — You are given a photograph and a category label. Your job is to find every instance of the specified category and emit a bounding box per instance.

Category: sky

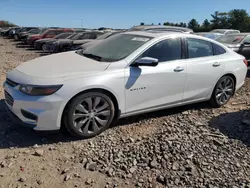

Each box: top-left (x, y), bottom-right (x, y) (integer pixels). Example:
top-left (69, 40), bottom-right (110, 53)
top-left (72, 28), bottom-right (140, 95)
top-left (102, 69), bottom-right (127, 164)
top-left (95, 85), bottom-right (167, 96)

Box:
top-left (0, 0), bottom-right (250, 29)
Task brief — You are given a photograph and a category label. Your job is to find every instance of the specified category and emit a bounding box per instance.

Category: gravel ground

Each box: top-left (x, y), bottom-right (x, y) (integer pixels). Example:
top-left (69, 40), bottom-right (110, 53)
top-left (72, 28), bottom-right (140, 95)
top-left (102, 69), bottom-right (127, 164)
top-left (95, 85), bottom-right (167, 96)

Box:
top-left (1, 37), bottom-right (250, 188)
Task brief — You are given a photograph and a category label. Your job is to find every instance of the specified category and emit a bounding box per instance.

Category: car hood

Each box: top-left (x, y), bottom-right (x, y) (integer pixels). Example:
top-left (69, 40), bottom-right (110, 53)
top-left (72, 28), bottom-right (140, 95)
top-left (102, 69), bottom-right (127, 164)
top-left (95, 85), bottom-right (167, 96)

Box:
top-left (8, 51), bottom-right (110, 81)
top-left (73, 39), bottom-right (94, 45)
top-left (36, 38), bottom-right (56, 43)
top-left (54, 39), bottom-right (72, 45)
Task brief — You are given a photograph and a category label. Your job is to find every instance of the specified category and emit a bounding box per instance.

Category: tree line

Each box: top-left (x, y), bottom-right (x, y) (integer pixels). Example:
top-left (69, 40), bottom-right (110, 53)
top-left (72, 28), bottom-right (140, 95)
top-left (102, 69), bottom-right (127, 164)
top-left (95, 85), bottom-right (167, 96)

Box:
top-left (140, 9), bottom-right (250, 32)
top-left (0, 20), bottom-right (17, 27)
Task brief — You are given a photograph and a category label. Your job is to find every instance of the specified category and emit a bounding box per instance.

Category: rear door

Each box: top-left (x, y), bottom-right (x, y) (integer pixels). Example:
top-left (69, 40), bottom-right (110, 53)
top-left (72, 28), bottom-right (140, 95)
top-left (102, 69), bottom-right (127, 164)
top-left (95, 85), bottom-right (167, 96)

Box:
top-left (183, 38), bottom-right (225, 102)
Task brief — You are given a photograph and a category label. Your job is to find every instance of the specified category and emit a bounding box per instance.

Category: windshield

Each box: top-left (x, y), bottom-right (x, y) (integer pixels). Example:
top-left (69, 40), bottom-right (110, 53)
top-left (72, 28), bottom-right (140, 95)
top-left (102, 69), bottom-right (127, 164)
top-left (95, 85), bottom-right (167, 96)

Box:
top-left (67, 33), bottom-right (77, 39)
top-left (216, 35), bottom-right (247, 44)
top-left (96, 32), bottom-right (114, 40)
top-left (53, 33), bottom-right (72, 39)
top-left (78, 34), bottom-right (153, 62)
top-left (71, 33), bottom-right (82, 40)
top-left (210, 30), bottom-right (226, 34)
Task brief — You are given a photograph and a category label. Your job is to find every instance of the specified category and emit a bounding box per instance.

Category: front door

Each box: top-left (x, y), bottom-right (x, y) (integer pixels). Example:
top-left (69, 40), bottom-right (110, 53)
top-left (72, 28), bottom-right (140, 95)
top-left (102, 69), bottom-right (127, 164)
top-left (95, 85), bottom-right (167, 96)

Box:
top-left (125, 37), bottom-right (187, 113)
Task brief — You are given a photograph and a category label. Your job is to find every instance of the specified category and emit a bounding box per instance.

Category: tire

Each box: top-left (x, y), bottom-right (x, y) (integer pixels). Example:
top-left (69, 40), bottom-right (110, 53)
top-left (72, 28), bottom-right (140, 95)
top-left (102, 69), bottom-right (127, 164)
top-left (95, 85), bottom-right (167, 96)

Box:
top-left (210, 75), bottom-right (235, 107)
top-left (63, 92), bottom-right (115, 138)
top-left (42, 43), bottom-right (47, 51)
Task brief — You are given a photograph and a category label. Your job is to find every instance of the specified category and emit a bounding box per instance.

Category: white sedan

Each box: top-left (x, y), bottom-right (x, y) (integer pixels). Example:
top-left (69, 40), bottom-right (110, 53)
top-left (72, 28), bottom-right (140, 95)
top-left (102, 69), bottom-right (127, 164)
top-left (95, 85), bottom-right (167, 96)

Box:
top-left (3, 31), bottom-right (248, 138)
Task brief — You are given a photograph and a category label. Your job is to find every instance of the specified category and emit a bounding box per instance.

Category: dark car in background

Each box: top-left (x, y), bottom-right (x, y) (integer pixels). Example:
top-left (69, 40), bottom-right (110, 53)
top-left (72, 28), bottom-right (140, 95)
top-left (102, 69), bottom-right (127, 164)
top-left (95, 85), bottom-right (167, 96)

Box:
top-left (27, 28), bottom-right (74, 46)
top-left (216, 33), bottom-right (250, 62)
top-left (46, 31), bottom-right (103, 53)
top-left (70, 31), bottom-right (121, 51)
top-left (34, 32), bottom-right (74, 50)
top-left (8, 27), bottom-right (22, 38)
top-left (14, 27), bottom-right (37, 40)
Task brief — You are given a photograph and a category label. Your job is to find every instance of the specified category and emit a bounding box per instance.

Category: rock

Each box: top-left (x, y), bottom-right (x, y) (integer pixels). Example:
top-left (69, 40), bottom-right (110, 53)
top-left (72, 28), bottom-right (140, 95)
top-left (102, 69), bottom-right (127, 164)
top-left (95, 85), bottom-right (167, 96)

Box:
top-left (107, 168), bottom-right (113, 177)
top-left (148, 177), bottom-right (153, 183)
top-left (34, 149), bottom-right (44, 156)
top-left (156, 175), bottom-right (165, 184)
top-left (149, 159), bottom-right (158, 168)
top-left (127, 173), bottom-right (133, 178)
top-left (85, 178), bottom-right (92, 185)
top-left (136, 182), bottom-right (143, 187)
top-left (61, 168), bottom-right (70, 174)
top-left (23, 150), bottom-right (31, 154)
top-left (129, 167), bottom-right (137, 174)
top-left (64, 174), bottom-right (71, 181)
top-left (0, 161), bottom-right (7, 168)
top-left (18, 177), bottom-right (26, 182)
top-left (172, 162), bottom-right (179, 170)
top-left (182, 111), bottom-right (189, 115)
top-left (86, 162), bottom-right (97, 171)
top-left (37, 180), bottom-right (43, 185)
top-left (212, 139), bottom-right (223, 146)
top-left (33, 144), bottom-right (39, 148)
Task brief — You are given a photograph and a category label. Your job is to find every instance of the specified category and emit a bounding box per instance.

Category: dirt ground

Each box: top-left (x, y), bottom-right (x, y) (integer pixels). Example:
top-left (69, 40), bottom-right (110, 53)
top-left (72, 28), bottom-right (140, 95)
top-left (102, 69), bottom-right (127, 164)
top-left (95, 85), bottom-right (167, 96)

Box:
top-left (1, 37), bottom-right (250, 188)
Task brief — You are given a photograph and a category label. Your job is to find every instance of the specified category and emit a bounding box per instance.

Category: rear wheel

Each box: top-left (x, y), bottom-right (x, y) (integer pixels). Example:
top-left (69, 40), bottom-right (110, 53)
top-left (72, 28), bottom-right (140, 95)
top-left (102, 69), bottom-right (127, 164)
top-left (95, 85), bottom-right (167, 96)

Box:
top-left (42, 43), bottom-right (47, 51)
top-left (63, 92), bottom-right (115, 138)
top-left (210, 75), bottom-right (235, 107)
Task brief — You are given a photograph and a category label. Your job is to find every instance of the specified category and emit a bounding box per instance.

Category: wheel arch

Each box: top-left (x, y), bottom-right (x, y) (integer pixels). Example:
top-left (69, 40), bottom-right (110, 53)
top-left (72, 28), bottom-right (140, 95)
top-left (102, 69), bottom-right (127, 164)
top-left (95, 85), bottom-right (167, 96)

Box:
top-left (60, 88), bottom-right (120, 129)
top-left (209, 72), bottom-right (237, 99)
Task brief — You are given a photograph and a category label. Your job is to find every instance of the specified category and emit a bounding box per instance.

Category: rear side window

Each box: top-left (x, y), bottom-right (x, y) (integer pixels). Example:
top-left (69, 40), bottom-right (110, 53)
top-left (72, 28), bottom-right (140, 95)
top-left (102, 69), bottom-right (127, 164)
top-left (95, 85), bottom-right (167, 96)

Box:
top-left (140, 38), bottom-right (182, 62)
top-left (213, 43), bottom-right (226, 55)
top-left (187, 38), bottom-right (213, 58)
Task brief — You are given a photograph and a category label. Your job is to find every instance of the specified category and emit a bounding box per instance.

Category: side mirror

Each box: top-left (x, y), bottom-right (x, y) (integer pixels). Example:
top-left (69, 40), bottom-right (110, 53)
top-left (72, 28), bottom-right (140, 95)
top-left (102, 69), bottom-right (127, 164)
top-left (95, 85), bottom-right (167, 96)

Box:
top-left (132, 57), bottom-right (159, 67)
top-left (243, 42), bottom-right (250, 46)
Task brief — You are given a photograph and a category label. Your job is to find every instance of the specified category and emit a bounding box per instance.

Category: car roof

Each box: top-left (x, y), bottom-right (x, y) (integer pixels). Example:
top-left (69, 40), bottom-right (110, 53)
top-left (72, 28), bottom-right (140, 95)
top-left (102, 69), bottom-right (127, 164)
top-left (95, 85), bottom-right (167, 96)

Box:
top-left (212, 29), bottom-right (239, 31)
top-left (129, 25), bottom-right (193, 32)
top-left (223, 33), bottom-right (250, 36)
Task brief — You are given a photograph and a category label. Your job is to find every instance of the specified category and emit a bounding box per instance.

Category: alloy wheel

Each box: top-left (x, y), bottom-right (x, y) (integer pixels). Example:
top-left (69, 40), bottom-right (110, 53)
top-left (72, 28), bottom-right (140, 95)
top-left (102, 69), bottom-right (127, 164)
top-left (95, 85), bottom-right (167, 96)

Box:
top-left (72, 96), bottom-right (111, 134)
top-left (215, 77), bottom-right (234, 105)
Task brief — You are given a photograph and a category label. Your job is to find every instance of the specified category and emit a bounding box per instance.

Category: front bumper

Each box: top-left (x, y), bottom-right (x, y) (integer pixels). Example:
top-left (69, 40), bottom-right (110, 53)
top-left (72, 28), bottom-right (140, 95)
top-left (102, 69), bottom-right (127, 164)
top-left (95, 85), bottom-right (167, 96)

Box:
top-left (34, 42), bottom-right (43, 50)
top-left (3, 81), bottom-right (64, 131)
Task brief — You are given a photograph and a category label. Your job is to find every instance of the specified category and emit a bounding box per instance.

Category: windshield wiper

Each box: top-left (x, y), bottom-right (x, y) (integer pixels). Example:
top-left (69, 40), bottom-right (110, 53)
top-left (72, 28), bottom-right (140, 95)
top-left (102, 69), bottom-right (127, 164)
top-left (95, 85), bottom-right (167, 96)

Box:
top-left (81, 52), bottom-right (102, 61)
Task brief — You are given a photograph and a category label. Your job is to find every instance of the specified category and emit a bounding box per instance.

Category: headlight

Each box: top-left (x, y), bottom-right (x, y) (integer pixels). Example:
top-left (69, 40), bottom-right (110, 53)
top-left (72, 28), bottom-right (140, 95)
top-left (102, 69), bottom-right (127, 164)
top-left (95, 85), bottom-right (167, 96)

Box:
top-left (19, 84), bottom-right (63, 96)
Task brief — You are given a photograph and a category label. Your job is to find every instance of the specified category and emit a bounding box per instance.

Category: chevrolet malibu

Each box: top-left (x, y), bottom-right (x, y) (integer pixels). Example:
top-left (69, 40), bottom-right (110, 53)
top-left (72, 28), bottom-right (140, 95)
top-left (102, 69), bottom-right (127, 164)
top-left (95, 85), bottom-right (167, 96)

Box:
top-left (3, 31), bottom-right (248, 138)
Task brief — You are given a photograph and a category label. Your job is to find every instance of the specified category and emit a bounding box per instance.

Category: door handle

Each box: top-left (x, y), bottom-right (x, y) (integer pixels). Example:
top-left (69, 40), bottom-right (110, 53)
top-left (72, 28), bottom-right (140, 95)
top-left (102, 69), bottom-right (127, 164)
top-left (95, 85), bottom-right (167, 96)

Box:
top-left (213, 62), bottom-right (220, 67)
top-left (174, 66), bottom-right (184, 72)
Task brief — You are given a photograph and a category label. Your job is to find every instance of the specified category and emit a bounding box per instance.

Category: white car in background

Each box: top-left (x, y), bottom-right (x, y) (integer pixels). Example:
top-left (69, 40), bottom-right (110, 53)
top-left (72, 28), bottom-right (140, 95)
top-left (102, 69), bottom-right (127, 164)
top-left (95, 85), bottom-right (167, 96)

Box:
top-left (3, 31), bottom-right (248, 138)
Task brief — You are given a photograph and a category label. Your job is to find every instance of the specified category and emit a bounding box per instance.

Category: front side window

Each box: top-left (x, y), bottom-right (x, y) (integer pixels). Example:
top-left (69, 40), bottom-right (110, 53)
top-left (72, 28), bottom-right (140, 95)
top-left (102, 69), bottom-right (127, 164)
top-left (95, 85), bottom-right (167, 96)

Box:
top-left (139, 38), bottom-right (182, 62)
top-left (79, 34), bottom-right (152, 62)
top-left (187, 38), bottom-right (213, 58)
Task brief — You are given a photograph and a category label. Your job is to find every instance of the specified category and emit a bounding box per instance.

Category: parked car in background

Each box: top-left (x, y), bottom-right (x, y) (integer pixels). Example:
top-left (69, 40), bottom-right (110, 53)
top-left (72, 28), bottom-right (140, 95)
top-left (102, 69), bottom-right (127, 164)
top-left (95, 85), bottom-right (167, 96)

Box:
top-left (8, 27), bottom-right (22, 38)
top-left (1, 27), bottom-right (17, 37)
top-left (216, 33), bottom-right (250, 63)
top-left (128, 25), bottom-right (194, 33)
top-left (34, 32), bottom-right (74, 50)
top-left (21, 28), bottom-right (47, 43)
top-left (46, 31), bottom-right (103, 53)
top-left (75, 31), bottom-right (122, 51)
top-left (4, 31), bottom-right (247, 138)
top-left (70, 31), bottom-right (120, 51)
top-left (27, 28), bottom-right (74, 46)
top-left (14, 27), bottom-right (37, 40)
top-left (196, 32), bottom-right (223, 40)
top-left (210, 29), bottom-right (240, 35)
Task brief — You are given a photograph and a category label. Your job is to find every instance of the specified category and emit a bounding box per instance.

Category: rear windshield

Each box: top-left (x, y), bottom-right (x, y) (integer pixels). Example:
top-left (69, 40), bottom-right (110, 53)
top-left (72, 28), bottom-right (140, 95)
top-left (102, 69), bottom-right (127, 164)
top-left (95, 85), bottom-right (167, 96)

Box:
top-left (216, 35), bottom-right (247, 44)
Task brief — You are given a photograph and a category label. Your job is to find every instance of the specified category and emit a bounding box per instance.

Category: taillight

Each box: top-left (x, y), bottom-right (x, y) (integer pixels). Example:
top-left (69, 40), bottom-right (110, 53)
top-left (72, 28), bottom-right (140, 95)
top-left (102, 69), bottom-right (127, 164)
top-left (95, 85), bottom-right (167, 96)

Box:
top-left (243, 59), bottom-right (248, 67)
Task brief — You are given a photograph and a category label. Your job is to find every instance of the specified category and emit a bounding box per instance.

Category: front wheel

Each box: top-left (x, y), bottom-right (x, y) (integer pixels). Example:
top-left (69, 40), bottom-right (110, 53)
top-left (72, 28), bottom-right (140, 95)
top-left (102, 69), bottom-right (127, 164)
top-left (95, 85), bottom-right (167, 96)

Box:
top-left (63, 92), bottom-right (115, 138)
top-left (210, 75), bottom-right (235, 107)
